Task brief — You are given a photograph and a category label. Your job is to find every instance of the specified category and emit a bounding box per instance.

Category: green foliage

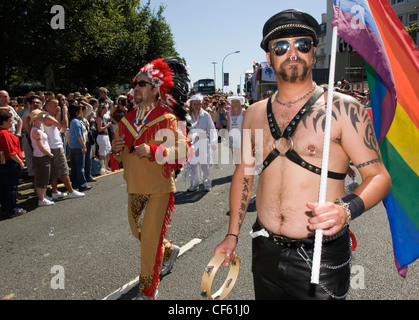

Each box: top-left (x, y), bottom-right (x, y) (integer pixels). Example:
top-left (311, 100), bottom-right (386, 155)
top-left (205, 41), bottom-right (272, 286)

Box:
top-left (406, 22), bottom-right (419, 34)
top-left (0, 0), bottom-right (179, 95)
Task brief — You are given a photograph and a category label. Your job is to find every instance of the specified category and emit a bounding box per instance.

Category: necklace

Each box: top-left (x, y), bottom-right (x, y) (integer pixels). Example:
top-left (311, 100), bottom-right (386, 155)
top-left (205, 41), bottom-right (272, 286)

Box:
top-left (275, 82), bottom-right (317, 107)
top-left (132, 105), bottom-right (154, 132)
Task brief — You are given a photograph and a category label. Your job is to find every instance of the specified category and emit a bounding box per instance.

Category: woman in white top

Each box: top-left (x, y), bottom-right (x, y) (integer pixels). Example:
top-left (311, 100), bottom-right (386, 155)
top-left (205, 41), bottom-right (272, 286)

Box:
top-left (30, 109), bottom-right (54, 207)
top-left (226, 95), bottom-right (246, 166)
top-left (96, 104), bottom-right (112, 174)
top-left (187, 95), bottom-right (218, 192)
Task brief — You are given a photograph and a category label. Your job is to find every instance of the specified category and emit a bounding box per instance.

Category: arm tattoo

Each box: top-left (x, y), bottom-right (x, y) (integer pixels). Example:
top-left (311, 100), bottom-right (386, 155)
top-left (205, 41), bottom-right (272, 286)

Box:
top-left (304, 94), bottom-right (382, 167)
top-left (355, 158), bottom-right (381, 168)
top-left (237, 178), bottom-right (250, 231)
top-left (301, 98), bottom-right (338, 132)
top-left (339, 95), bottom-right (382, 166)
top-left (307, 95), bottom-right (362, 133)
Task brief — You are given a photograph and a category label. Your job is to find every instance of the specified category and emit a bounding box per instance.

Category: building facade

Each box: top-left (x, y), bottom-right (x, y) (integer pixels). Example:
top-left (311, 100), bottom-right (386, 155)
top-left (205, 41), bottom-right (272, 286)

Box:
top-left (314, 0), bottom-right (418, 87)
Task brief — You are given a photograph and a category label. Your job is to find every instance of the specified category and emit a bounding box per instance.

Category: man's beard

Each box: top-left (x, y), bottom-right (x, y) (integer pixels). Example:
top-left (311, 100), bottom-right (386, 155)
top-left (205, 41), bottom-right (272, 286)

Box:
top-left (134, 90), bottom-right (147, 105)
top-left (278, 57), bottom-right (310, 83)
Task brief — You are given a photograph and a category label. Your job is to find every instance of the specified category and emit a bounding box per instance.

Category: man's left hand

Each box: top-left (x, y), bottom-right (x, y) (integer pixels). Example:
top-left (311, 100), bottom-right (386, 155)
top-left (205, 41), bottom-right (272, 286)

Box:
top-left (134, 143), bottom-right (151, 158)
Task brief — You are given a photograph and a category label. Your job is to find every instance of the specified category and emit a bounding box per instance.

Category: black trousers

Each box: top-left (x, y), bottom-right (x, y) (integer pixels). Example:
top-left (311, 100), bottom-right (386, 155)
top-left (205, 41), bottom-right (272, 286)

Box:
top-left (0, 160), bottom-right (21, 214)
top-left (252, 220), bottom-right (351, 300)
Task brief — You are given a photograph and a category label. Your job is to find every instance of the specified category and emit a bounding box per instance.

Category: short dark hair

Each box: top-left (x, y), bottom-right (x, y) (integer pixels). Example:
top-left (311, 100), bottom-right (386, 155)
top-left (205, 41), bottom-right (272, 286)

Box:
top-left (0, 109), bottom-right (12, 125)
top-left (68, 103), bottom-right (82, 121)
top-left (28, 95), bottom-right (42, 104)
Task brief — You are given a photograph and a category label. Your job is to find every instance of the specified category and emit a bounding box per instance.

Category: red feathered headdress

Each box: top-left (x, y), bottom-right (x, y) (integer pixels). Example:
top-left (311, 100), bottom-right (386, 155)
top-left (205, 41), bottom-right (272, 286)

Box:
top-left (134, 58), bottom-right (177, 110)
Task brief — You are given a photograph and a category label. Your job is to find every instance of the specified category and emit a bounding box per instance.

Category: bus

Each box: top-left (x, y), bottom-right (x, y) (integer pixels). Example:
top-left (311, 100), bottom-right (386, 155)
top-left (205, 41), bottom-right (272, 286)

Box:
top-left (193, 79), bottom-right (216, 95)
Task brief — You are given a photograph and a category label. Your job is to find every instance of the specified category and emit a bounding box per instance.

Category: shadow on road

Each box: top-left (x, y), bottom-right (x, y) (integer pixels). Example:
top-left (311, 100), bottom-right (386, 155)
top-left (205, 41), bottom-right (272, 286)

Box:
top-left (174, 175), bottom-right (233, 205)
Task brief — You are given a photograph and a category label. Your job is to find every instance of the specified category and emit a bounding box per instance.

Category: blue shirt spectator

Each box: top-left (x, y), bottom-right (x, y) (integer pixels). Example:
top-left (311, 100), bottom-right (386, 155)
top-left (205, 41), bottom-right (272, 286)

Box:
top-left (69, 117), bottom-right (84, 149)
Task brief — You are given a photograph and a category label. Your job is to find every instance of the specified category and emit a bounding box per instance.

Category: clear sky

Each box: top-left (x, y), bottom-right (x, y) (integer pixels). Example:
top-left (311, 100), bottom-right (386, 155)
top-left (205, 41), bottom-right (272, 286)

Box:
top-left (147, 0), bottom-right (328, 94)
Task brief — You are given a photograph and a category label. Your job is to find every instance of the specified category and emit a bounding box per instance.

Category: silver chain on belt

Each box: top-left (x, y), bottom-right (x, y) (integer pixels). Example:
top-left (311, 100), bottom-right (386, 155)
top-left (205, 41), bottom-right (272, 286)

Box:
top-left (296, 238), bottom-right (353, 299)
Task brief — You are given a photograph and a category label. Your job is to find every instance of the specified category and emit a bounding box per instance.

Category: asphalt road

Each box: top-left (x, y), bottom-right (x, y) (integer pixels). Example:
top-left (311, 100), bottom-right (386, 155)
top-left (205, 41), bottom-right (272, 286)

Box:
top-left (1, 151), bottom-right (418, 302)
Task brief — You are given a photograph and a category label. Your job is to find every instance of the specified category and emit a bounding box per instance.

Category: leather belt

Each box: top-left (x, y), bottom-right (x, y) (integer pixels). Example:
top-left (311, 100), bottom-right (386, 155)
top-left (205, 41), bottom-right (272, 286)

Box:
top-left (201, 253), bottom-right (240, 300)
top-left (251, 220), bottom-right (348, 248)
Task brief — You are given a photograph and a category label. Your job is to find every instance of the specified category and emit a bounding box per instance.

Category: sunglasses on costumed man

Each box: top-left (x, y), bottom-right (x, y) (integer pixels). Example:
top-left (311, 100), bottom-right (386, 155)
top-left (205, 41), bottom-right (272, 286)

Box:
top-left (133, 80), bottom-right (153, 87)
top-left (271, 37), bottom-right (313, 56)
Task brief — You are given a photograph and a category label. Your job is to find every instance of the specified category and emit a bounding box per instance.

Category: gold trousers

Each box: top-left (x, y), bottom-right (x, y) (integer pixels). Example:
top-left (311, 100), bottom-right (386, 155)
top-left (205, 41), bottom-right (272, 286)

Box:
top-left (128, 192), bottom-right (175, 297)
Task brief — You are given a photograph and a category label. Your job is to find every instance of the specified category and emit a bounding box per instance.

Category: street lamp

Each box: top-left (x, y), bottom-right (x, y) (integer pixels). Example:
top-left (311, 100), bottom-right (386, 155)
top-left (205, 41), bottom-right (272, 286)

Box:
top-left (221, 50), bottom-right (240, 93)
top-left (211, 61), bottom-right (217, 91)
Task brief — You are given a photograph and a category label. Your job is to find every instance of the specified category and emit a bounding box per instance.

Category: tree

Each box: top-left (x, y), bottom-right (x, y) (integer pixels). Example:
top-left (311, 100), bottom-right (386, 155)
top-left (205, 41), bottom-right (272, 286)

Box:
top-left (0, 0), bottom-right (179, 95)
top-left (406, 22), bottom-right (419, 34)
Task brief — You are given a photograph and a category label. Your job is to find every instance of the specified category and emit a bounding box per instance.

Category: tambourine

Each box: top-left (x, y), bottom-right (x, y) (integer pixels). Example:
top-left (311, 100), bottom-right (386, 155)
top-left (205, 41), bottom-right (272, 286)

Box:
top-left (200, 252), bottom-right (240, 300)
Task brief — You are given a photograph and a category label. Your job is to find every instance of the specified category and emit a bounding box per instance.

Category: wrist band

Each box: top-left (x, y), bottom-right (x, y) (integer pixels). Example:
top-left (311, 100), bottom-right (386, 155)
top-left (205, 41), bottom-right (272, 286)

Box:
top-left (225, 233), bottom-right (239, 243)
top-left (341, 193), bottom-right (365, 220)
top-left (201, 253), bottom-right (240, 300)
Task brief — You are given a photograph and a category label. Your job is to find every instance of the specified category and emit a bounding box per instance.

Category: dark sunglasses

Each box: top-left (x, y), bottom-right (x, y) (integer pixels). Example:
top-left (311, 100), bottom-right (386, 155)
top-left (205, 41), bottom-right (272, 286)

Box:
top-left (271, 38), bottom-right (313, 56)
top-left (133, 80), bottom-right (152, 87)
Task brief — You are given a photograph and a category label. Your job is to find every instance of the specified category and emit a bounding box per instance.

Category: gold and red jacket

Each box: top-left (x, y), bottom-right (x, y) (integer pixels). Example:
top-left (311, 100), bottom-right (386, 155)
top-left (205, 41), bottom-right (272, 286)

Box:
top-left (114, 105), bottom-right (191, 194)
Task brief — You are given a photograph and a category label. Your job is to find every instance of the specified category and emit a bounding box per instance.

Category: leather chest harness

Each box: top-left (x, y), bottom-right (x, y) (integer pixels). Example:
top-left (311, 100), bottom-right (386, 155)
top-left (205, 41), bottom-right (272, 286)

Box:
top-left (260, 87), bottom-right (346, 180)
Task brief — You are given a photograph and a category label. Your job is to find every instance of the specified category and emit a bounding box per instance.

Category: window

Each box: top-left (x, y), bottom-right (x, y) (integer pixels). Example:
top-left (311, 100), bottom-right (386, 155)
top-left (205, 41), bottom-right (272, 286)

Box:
top-left (411, 31), bottom-right (418, 47)
top-left (409, 13), bottom-right (418, 23)
top-left (391, 0), bottom-right (405, 5)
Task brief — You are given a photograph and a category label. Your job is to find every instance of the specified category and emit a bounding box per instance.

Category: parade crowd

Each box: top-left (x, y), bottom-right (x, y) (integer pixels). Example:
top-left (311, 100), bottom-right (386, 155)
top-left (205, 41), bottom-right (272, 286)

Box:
top-left (0, 81), bottom-right (371, 218)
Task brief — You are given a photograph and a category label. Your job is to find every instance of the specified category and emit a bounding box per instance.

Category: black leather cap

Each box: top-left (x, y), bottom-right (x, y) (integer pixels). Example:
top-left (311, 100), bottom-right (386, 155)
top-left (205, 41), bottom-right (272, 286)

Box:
top-left (261, 9), bottom-right (320, 52)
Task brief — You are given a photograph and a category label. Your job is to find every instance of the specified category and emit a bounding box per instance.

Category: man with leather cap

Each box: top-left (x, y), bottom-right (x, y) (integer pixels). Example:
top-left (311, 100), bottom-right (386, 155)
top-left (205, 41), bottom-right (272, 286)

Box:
top-left (214, 9), bottom-right (391, 300)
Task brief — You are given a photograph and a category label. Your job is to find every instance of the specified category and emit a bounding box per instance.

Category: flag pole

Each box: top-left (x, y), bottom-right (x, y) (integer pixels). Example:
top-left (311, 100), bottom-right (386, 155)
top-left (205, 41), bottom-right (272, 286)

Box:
top-left (311, 25), bottom-right (338, 284)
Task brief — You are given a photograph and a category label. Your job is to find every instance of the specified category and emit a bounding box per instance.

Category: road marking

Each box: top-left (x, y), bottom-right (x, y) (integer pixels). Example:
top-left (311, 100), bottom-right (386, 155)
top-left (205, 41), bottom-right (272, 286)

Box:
top-left (179, 238), bottom-right (202, 256)
top-left (102, 238), bottom-right (202, 300)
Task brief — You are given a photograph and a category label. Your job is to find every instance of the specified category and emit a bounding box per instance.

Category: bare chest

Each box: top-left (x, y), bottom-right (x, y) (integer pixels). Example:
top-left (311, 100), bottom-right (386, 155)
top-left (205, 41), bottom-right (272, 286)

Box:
top-left (257, 101), bottom-right (341, 161)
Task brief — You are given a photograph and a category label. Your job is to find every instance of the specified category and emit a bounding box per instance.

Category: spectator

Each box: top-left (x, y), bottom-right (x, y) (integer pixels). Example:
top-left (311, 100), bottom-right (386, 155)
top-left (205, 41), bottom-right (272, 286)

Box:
top-left (36, 91), bottom-right (45, 104)
top-left (17, 96), bottom-right (26, 116)
top-left (21, 95), bottom-right (43, 178)
top-left (45, 91), bottom-right (55, 101)
top-left (73, 92), bottom-right (82, 101)
top-left (0, 110), bottom-right (26, 216)
top-left (98, 87), bottom-right (114, 110)
top-left (96, 104), bottom-right (112, 174)
top-left (67, 93), bottom-right (75, 105)
top-left (187, 94), bottom-right (217, 192)
top-left (216, 99), bottom-right (228, 129)
top-left (68, 103), bottom-right (91, 192)
top-left (89, 98), bottom-right (98, 119)
top-left (216, 99), bottom-right (228, 142)
top-left (263, 90), bottom-right (274, 99)
top-left (30, 109), bottom-right (54, 207)
top-left (226, 95), bottom-right (246, 166)
top-left (88, 98), bottom-right (98, 157)
top-left (110, 95), bottom-right (127, 133)
top-left (98, 87), bottom-right (114, 139)
top-left (56, 94), bottom-right (71, 159)
top-left (80, 104), bottom-right (96, 182)
top-left (9, 99), bottom-right (18, 113)
top-left (339, 77), bottom-right (350, 90)
top-left (0, 90), bottom-right (23, 138)
top-left (43, 99), bottom-right (85, 200)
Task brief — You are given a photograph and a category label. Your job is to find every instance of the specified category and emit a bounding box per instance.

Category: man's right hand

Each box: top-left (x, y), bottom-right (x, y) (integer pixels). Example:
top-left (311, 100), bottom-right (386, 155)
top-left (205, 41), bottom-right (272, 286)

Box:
top-left (112, 134), bottom-right (125, 153)
top-left (213, 236), bottom-right (237, 267)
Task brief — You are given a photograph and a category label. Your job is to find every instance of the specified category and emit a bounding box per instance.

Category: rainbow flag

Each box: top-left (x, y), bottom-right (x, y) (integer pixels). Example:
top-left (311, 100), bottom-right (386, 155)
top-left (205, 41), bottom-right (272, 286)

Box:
top-left (333, 0), bottom-right (419, 277)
